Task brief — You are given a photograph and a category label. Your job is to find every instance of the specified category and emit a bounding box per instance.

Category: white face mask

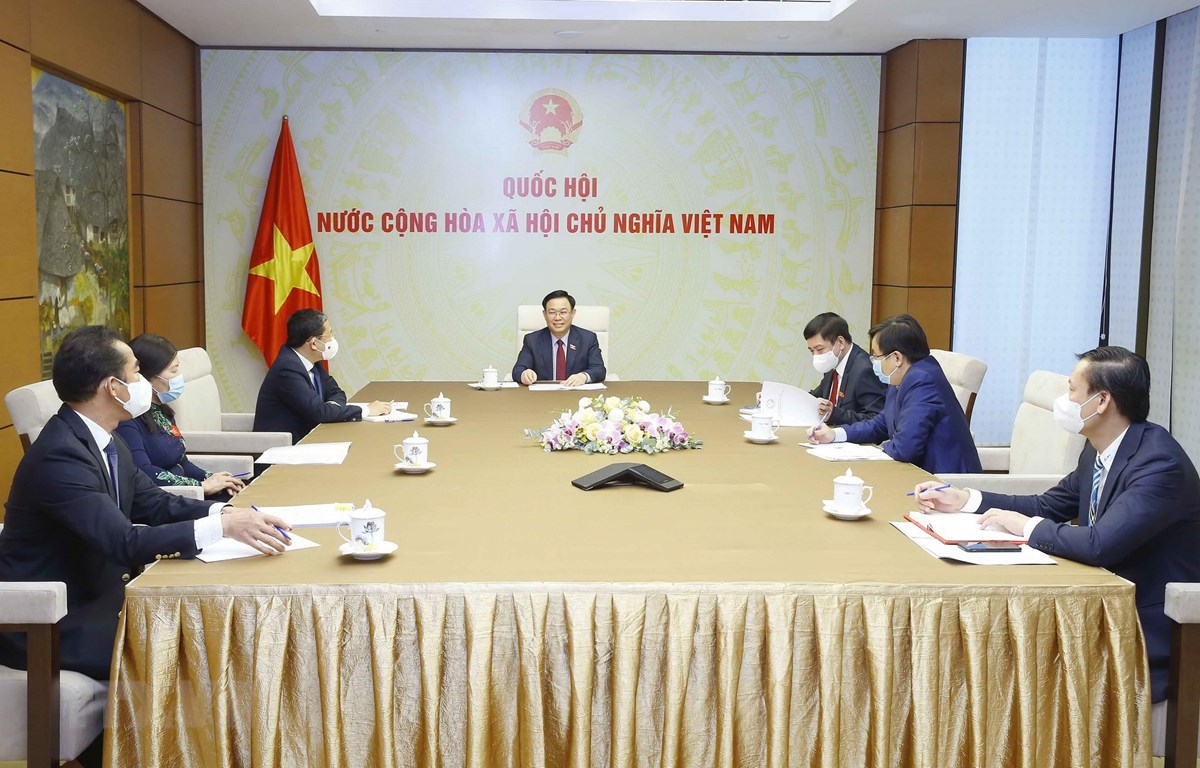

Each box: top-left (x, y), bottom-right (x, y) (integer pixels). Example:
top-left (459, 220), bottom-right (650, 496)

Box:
top-left (318, 337), bottom-right (339, 361)
top-left (1053, 391), bottom-right (1101, 434)
top-left (113, 376), bottom-right (153, 419)
top-left (812, 346), bottom-right (840, 375)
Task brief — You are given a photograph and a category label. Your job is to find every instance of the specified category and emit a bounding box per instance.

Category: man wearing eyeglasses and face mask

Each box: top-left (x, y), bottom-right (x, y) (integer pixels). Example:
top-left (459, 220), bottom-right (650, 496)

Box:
top-left (513, 290), bottom-right (606, 387)
top-left (804, 312), bottom-right (886, 426)
top-left (912, 346), bottom-right (1200, 728)
top-left (253, 308), bottom-right (391, 443)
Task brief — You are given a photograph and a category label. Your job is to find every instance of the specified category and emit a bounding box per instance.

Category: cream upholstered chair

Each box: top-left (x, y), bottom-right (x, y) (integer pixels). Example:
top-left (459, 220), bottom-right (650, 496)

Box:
top-left (4, 376), bottom-right (253, 483)
top-left (1158, 583), bottom-right (1200, 763)
top-left (170, 347), bottom-right (291, 454)
top-left (929, 349), bottom-right (987, 425)
top-left (515, 305), bottom-right (617, 380)
top-left (0, 572), bottom-right (107, 766)
top-left (938, 370), bottom-right (1085, 495)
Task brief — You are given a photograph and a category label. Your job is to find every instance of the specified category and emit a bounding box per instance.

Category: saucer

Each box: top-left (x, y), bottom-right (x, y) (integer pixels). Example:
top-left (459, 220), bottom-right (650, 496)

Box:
top-left (743, 430), bottom-right (779, 444)
top-left (702, 395), bottom-right (730, 405)
top-left (822, 500), bottom-right (872, 520)
top-left (394, 461), bottom-right (436, 474)
top-left (424, 416), bottom-right (457, 426)
top-left (338, 541), bottom-right (399, 561)
top-left (473, 382), bottom-right (502, 391)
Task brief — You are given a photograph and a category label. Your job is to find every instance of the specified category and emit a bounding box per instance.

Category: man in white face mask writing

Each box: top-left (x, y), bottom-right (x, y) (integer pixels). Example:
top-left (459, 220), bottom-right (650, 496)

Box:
top-left (804, 312), bottom-right (886, 426)
top-left (913, 346), bottom-right (1200, 714)
top-left (0, 326), bottom-right (292, 683)
top-left (253, 308), bottom-right (391, 443)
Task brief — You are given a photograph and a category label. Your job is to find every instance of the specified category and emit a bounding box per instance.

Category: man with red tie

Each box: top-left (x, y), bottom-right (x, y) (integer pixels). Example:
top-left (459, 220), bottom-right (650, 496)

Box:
top-left (513, 290), bottom-right (606, 387)
top-left (804, 312), bottom-right (886, 426)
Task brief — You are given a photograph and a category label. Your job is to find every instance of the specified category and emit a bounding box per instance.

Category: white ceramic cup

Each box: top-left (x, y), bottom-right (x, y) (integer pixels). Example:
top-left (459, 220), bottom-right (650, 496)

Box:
top-left (424, 393), bottom-right (451, 420)
top-left (749, 411), bottom-right (778, 439)
top-left (395, 432), bottom-right (429, 466)
top-left (707, 378), bottom-right (731, 400)
top-left (482, 366), bottom-right (499, 387)
top-left (337, 506), bottom-right (386, 548)
top-left (833, 472), bottom-right (873, 512)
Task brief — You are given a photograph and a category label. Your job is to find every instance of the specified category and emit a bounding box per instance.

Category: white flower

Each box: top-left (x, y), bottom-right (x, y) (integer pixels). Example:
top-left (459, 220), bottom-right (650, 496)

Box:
top-left (637, 400), bottom-right (650, 412)
top-left (579, 408), bottom-right (598, 425)
top-left (604, 396), bottom-right (622, 412)
top-left (624, 425), bottom-right (644, 444)
top-left (579, 396), bottom-right (592, 410)
top-left (607, 408), bottom-right (624, 424)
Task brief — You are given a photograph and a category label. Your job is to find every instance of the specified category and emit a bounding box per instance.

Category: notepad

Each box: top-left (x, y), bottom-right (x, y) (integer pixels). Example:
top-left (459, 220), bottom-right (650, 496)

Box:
top-left (257, 442), bottom-right (351, 465)
top-left (806, 443), bottom-right (893, 461)
top-left (904, 511), bottom-right (1027, 544)
top-left (197, 532), bottom-right (320, 563)
top-left (466, 382), bottom-right (519, 390)
top-left (527, 383), bottom-right (607, 391)
top-left (256, 503), bottom-right (351, 527)
top-left (891, 522), bottom-right (1053, 565)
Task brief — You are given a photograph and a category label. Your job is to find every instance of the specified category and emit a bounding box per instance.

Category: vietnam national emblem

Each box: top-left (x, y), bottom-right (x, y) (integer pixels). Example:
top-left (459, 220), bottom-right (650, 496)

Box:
top-left (520, 89), bottom-right (583, 152)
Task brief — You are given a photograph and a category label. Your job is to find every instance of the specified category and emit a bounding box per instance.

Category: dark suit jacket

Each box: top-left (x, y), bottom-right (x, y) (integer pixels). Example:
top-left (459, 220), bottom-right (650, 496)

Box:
top-left (0, 405), bottom-right (212, 679)
top-left (253, 345), bottom-right (362, 443)
top-left (808, 344), bottom-right (887, 426)
top-left (979, 421), bottom-right (1200, 702)
top-left (115, 405), bottom-right (207, 487)
top-left (512, 326), bottom-right (606, 383)
top-left (843, 355), bottom-right (981, 474)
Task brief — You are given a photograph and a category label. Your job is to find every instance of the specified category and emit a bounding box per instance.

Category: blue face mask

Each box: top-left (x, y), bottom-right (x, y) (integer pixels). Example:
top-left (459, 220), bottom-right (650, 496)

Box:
top-left (156, 374), bottom-right (186, 404)
top-left (872, 354), bottom-right (897, 385)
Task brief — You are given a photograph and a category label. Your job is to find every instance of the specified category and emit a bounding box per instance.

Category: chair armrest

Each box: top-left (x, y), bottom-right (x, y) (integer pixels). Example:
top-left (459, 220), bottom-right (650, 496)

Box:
top-left (0, 582), bottom-right (67, 624)
top-left (189, 455), bottom-right (254, 476)
top-left (936, 473), bottom-right (1063, 496)
top-left (181, 430), bottom-right (291, 453)
top-left (221, 413), bottom-right (256, 432)
top-left (162, 486), bottom-right (204, 501)
top-left (976, 447), bottom-right (1011, 472)
top-left (1166, 583), bottom-right (1200, 624)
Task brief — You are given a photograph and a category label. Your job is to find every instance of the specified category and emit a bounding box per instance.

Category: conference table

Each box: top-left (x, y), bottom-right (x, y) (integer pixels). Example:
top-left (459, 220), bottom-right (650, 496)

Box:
top-left (105, 381), bottom-right (1150, 768)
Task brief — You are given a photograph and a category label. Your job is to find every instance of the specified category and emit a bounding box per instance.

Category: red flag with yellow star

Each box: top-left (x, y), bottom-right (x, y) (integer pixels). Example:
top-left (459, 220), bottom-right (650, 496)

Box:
top-left (242, 117), bottom-right (322, 366)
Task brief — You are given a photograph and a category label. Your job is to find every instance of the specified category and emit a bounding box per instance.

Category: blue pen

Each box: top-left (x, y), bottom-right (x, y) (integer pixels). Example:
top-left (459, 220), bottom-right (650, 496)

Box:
top-left (251, 504), bottom-right (292, 543)
top-left (907, 483), bottom-right (952, 497)
top-left (232, 471), bottom-right (252, 478)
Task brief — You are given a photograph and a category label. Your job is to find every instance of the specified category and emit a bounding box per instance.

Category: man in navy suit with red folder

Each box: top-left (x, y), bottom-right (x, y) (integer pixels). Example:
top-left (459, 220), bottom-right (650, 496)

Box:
top-left (914, 346), bottom-right (1200, 706)
top-left (512, 290), bottom-right (606, 387)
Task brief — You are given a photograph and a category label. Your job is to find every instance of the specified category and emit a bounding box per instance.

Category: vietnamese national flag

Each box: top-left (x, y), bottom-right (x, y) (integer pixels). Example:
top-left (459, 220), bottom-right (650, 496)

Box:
top-left (242, 117), bottom-right (322, 366)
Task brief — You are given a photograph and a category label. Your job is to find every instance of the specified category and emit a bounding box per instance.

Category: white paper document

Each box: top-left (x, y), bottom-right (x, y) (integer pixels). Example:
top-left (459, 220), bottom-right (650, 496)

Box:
top-left (350, 402), bottom-right (417, 422)
top-left (466, 382), bottom-right (519, 390)
top-left (905, 511), bottom-right (1027, 543)
top-left (197, 532), bottom-right (321, 563)
top-left (527, 383), bottom-right (608, 391)
top-left (257, 504), bottom-right (351, 527)
top-left (758, 380), bottom-right (822, 427)
top-left (256, 442), bottom-right (352, 465)
top-left (806, 443), bottom-right (893, 461)
top-left (891, 522), bottom-right (1056, 565)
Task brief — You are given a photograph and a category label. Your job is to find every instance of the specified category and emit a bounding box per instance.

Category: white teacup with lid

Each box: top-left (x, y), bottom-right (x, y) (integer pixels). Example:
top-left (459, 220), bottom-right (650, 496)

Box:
top-left (425, 392), bottom-right (451, 420)
top-left (395, 430), bottom-right (430, 467)
top-left (481, 365), bottom-right (499, 388)
top-left (337, 500), bottom-right (386, 549)
top-left (833, 468), bottom-right (873, 513)
top-left (706, 377), bottom-right (731, 401)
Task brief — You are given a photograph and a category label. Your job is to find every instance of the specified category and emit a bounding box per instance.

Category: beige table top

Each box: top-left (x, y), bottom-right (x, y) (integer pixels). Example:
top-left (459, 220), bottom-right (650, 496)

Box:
top-left (131, 381), bottom-right (1129, 593)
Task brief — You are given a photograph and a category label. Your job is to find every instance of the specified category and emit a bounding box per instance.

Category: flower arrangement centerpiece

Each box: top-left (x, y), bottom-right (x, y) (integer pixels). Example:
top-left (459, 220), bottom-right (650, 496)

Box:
top-left (525, 395), bottom-right (703, 454)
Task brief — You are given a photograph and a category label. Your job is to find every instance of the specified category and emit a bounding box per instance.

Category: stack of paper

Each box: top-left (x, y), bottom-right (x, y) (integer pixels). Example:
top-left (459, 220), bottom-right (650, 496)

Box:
top-left (527, 383), bottom-right (607, 391)
top-left (890, 522), bottom-right (1055, 565)
top-left (255, 504), bottom-right (351, 527)
top-left (806, 443), bottom-right (893, 461)
top-left (351, 402), bottom-right (417, 422)
top-left (758, 381), bottom-right (822, 426)
top-left (467, 382), bottom-right (519, 390)
top-left (197, 532), bottom-right (321, 563)
top-left (904, 511), bottom-right (1026, 543)
top-left (257, 442), bottom-right (352, 465)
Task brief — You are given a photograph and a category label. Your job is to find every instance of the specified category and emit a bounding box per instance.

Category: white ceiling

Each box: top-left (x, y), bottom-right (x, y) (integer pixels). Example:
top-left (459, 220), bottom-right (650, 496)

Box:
top-left (140, 0), bottom-right (1197, 53)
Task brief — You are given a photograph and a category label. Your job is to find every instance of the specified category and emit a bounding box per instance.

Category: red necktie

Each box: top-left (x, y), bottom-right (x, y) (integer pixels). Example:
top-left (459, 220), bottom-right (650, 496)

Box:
top-left (555, 339), bottom-right (566, 380)
top-left (829, 370), bottom-right (840, 406)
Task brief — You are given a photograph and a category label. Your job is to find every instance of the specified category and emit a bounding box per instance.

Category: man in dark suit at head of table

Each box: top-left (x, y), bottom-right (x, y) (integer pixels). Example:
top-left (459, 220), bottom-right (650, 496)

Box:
top-left (253, 308), bottom-right (391, 443)
top-left (512, 290), bottom-right (606, 388)
top-left (804, 311), bottom-right (886, 426)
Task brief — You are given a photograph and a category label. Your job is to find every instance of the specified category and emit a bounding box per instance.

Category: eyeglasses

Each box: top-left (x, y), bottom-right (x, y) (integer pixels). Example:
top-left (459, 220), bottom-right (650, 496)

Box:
top-left (544, 310), bottom-right (572, 318)
top-left (869, 352), bottom-right (894, 363)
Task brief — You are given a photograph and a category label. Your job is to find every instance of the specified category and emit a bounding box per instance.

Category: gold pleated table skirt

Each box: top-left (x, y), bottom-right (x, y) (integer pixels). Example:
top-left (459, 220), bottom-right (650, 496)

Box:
top-left (107, 382), bottom-right (1150, 767)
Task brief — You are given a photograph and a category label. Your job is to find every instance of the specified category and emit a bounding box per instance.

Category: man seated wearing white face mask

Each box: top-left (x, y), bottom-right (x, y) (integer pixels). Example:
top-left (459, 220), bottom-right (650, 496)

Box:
top-left (804, 312), bottom-right (886, 426)
top-left (0, 325), bottom-right (292, 683)
top-left (912, 346), bottom-right (1200, 713)
top-left (115, 333), bottom-right (244, 501)
top-left (253, 308), bottom-right (391, 444)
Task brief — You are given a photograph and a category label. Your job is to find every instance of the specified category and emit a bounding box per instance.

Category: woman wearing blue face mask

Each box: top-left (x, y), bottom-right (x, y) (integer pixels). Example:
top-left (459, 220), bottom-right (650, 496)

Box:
top-left (114, 334), bottom-right (245, 501)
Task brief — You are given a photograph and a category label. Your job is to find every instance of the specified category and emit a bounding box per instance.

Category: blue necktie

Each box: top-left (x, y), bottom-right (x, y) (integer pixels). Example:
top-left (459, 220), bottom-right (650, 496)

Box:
top-left (1088, 453), bottom-right (1103, 526)
top-left (311, 367), bottom-right (323, 400)
top-left (103, 438), bottom-right (120, 503)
